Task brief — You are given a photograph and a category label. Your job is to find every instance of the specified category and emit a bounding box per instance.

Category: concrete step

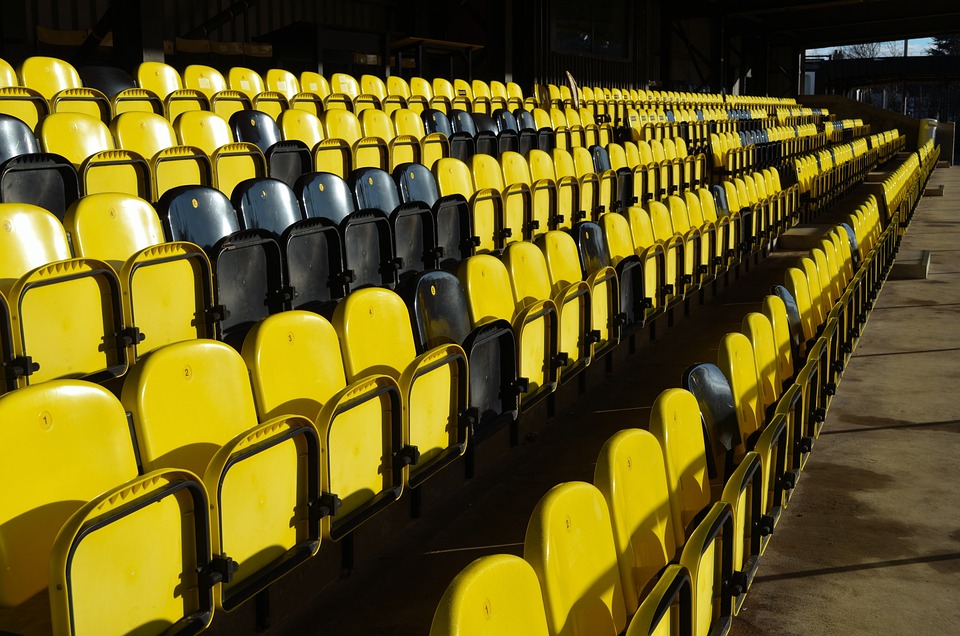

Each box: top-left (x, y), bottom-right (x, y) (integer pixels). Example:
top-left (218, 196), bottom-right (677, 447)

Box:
top-left (889, 249), bottom-right (931, 280)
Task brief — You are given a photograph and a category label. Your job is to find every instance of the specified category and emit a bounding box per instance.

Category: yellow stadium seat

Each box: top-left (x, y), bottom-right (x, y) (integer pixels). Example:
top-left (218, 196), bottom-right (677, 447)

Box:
top-left (429, 554), bottom-right (549, 636)
top-left (121, 339), bottom-right (322, 610)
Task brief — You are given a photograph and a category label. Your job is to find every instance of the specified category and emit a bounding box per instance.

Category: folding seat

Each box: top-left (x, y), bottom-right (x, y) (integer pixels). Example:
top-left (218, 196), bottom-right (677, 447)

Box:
top-left (0, 113), bottom-right (38, 165)
top-left (598, 211), bottom-right (663, 325)
top-left (136, 61), bottom-right (209, 121)
top-left (452, 78), bottom-right (476, 111)
top-left (394, 161), bottom-right (476, 268)
top-left (232, 176), bottom-right (348, 310)
top-left (697, 187), bottom-right (737, 268)
top-left (240, 311), bottom-right (402, 540)
top-left (265, 68), bottom-right (299, 101)
top-left (0, 202), bottom-right (128, 391)
top-left (474, 111), bottom-right (517, 155)
top-left (684, 189), bottom-right (724, 275)
top-left (490, 80), bottom-right (511, 111)
top-left (647, 200), bottom-right (697, 299)
top-left (458, 254), bottom-right (558, 410)
top-left (424, 107), bottom-right (475, 161)
top-left (0, 380), bottom-right (216, 634)
top-left (393, 107), bottom-right (449, 168)
top-left (388, 76), bottom-right (424, 112)
top-left (39, 112), bottom-right (151, 199)
top-left (296, 170), bottom-right (398, 290)
top-left (528, 148), bottom-right (582, 229)
top-left (333, 286), bottom-right (469, 488)
top-left (471, 152), bottom-right (531, 243)
top-left (330, 72), bottom-right (375, 112)
top-left (229, 109), bottom-right (311, 186)
top-left (588, 144), bottom-right (628, 214)
top-left (299, 71), bottom-right (331, 100)
top-left (648, 389), bottom-right (750, 622)
top-left (323, 108), bottom-right (388, 172)
top-left (78, 64), bottom-right (164, 117)
top-left (50, 466), bottom-right (217, 635)
top-left (514, 108), bottom-right (555, 151)
top-left (500, 150), bottom-right (554, 233)
top-left (110, 111), bottom-right (212, 201)
top-left (352, 166), bottom-right (439, 279)
top-left (716, 181), bottom-right (757, 256)
top-left (502, 241), bottom-right (591, 382)
top-left (122, 339), bottom-right (322, 610)
top-left (593, 429), bottom-right (680, 615)
top-left (174, 110), bottom-right (266, 197)
top-left (505, 81), bottom-right (525, 110)
top-left (549, 147), bottom-right (598, 222)
top-left (361, 74), bottom-right (405, 114)
top-left (667, 194), bottom-right (712, 284)
top-left (434, 156), bottom-right (504, 253)
top-left (228, 66), bottom-right (287, 118)
top-left (411, 76), bottom-right (444, 112)
top-left (432, 77), bottom-right (465, 111)
top-left (537, 229), bottom-right (632, 359)
top-left (493, 108), bottom-right (536, 155)
top-left (360, 107), bottom-right (421, 170)
top-left (468, 79), bottom-right (493, 115)
top-left (278, 107), bottom-right (324, 152)
top-left (64, 192), bottom-right (216, 361)
top-left (0, 142), bottom-right (79, 221)
top-left (17, 56), bottom-right (110, 122)
top-left (157, 185), bottom-right (288, 344)
top-left (183, 64), bottom-right (251, 119)
top-left (429, 555), bottom-right (549, 636)
top-left (624, 565), bottom-right (693, 636)
top-left (400, 270), bottom-right (519, 458)
top-left (524, 481), bottom-right (627, 636)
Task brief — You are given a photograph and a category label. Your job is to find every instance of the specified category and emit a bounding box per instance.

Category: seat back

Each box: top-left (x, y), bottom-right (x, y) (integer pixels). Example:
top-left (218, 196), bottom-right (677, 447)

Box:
top-left (241, 310), bottom-right (346, 421)
top-left (394, 161), bottom-right (439, 207)
top-left (429, 555), bottom-right (550, 636)
top-left (121, 340), bottom-right (257, 475)
top-left (742, 312), bottom-right (780, 411)
top-left (763, 294), bottom-right (796, 386)
top-left (18, 56), bottom-right (81, 99)
top-left (157, 184), bottom-right (239, 250)
top-left (229, 109), bottom-right (282, 155)
top-left (352, 166), bottom-right (401, 213)
top-left (333, 287), bottom-right (416, 381)
top-left (279, 108), bottom-right (325, 148)
top-left (111, 111), bottom-right (178, 159)
top-left (681, 362), bottom-right (741, 477)
top-left (717, 332), bottom-right (764, 443)
top-left (457, 254), bottom-right (516, 325)
top-left (0, 380), bottom-right (138, 607)
top-left (0, 113), bottom-right (39, 164)
top-left (175, 110), bottom-right (233, 156)
top-left (64, 193), bottom-right (164, 271)
top-left (296, 170), bottom-right (356, 225)
top-left (39, 111), bottom-right (113, 167)
top-left (232, 177), bottom-right (301, 237)
top-left (524, 481), bottom-right (627, 636)
top-left (137, 61), bottom-right (184, 98)
top-left (648, 388), bottom-right (711, 546)
top-left (594, 429), bottom-right (678, 615)
top-left (183, 64), bottom-right (227, 100)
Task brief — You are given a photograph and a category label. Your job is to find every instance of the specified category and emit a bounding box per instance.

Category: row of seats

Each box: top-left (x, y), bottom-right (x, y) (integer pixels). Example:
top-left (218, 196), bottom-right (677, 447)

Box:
top-left (0, 121), bottom-right (898, 396)
top-left (0, 142), bottom-right (935, 636)
top-left (427, 156), bottom-right (929, 633)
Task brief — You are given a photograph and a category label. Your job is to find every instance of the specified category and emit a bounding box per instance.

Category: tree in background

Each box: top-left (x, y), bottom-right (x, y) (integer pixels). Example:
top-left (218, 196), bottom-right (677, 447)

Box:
top-left (833, 40), bottom-right (904, 59)
top-left (927, 34), bottom-right (960, 56)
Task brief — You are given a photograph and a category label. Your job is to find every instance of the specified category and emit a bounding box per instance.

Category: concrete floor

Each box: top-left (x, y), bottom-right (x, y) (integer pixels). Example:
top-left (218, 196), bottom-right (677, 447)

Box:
top-left (730, 166), bottom-right (960, 635)
top-left (244, 166), bottom-right (960, 636)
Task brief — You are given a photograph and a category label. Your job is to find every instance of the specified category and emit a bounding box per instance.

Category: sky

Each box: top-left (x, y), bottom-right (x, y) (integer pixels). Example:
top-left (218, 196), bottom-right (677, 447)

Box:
top-left (806, 37), bottom-right (934, 58)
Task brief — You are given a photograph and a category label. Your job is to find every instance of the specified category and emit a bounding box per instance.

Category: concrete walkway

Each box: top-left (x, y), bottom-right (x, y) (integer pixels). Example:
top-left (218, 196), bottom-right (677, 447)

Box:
top-left (731, 166), bottom-right (960, 635)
